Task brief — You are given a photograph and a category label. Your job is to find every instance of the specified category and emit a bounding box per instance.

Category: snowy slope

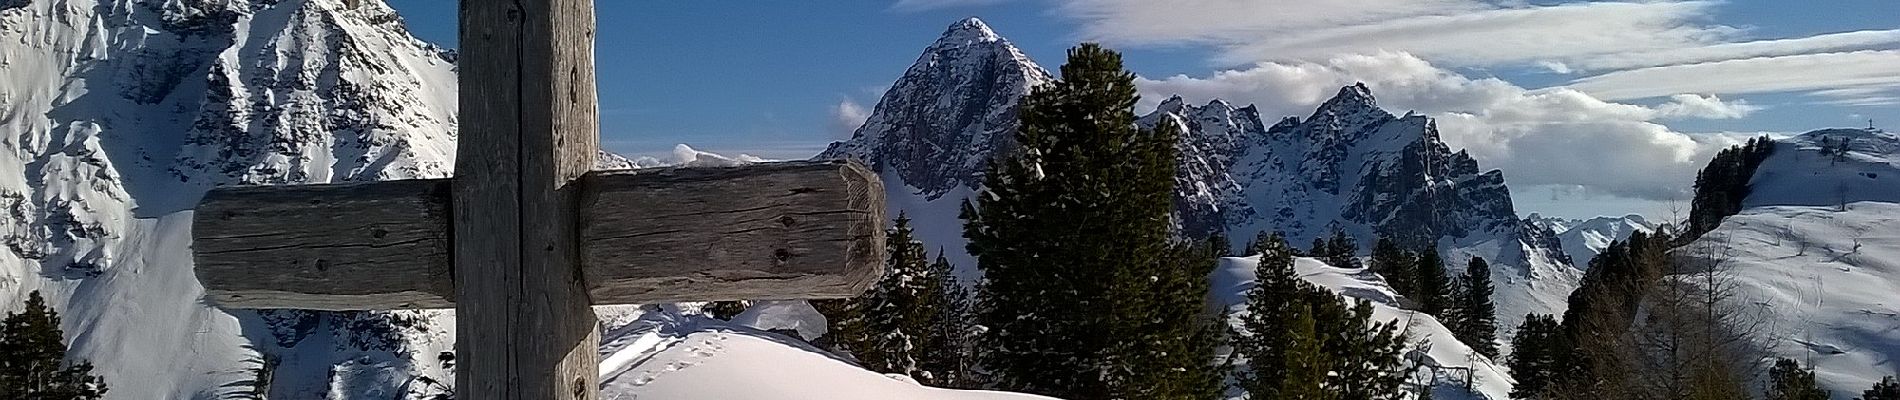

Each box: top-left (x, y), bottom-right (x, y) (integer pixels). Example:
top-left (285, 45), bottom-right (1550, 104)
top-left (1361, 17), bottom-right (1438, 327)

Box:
top-left (1527, 213), bottom-right (1658, 268)
top-left (1683, 128), bottom-right (1900, 395)
top-left (1211, 256), bottom-right (1517, 400)
top-left (594, 306), bottom-right (1055, 400)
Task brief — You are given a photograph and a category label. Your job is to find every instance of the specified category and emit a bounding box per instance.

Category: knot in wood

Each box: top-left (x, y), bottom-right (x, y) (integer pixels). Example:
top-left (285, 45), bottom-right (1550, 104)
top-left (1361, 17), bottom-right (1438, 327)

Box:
top-left (773, 248), bottom-right (793, 264)
top-left (777, 215), bottom-right (798, 227)
top-left (370, 227), bottom-right (389, 239)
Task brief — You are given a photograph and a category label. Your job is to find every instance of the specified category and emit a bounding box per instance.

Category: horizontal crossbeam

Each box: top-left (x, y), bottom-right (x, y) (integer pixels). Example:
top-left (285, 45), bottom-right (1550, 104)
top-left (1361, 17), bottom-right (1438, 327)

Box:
top-left (192, 160), bottom-right (885, 310)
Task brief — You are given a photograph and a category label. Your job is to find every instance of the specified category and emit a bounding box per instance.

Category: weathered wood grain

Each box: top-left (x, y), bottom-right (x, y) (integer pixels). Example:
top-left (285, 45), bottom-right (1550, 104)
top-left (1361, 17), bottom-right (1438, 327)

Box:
top-left (192, 160), bottom-right (886, 309)
top-left (457, 0), bottom-right (600, 397)
top-left (580, 160), bottom-right (886, 302)
top-left (193, 179), bottom-right (451, 310)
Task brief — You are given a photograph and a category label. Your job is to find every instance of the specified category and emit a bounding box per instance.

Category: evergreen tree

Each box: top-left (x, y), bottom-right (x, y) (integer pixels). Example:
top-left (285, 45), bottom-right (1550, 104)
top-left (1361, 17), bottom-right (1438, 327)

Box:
top-left (1278, 304), bottom-right (1334, 400)
top-left (918, 253), bottom-right (974, 388)
top-left (1322, 227), bottom-right (1361, 269)
top-left (1238, 233), bottom-right (1405, 400)
top-left (1507, 314), bottom-right (1567, 399)
top-left (1309, 237), bottom-right (1328, 258)
top-left (816, 213), bottom-right (956, 382)
top-left (1451, 257), bottom-right (1498, 358)
top-left (702, 301), bottom-right (746, 321)
top-left (1236, 233), bottom-right (1304, 399)
top-left (1205, 232), bottom-right (1232, 258)
top-left (964, 43), bottom-right (1218, 400)
top-left (0, 291), bottom-right (108, 399)
top-left (1321, 297), bottom-right (1407, 399)
top-left (1686, 136), bottom-right (1774, 239)
top-left (1368, 236), bottom-right (1416, 300)
top-left (1862, 376), bottom-right (1900, 400)
top-left (1765, 358), bottom-right (1828, 400)
top-left (1414, 248), bottom-right (1452, 316)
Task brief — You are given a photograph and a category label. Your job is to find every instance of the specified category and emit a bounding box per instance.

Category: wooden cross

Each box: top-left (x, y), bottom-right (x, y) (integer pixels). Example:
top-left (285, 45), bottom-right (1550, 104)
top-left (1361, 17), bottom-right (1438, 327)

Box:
top-left (187, 0), bottom-right (886, 398)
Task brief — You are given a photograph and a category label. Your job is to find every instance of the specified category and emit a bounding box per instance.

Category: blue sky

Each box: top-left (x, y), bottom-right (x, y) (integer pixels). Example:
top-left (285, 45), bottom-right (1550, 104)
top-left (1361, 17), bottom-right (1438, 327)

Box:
top-left (386, 1), bottom-right (1900, 219)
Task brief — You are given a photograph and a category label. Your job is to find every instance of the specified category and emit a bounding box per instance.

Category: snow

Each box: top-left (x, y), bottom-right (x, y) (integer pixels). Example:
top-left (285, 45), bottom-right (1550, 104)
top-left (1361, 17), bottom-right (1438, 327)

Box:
top-left (1530, 214), bottom-right (1656, 268)
top-left (1680, 128), bottom-right (1900, 395)
top-left (1213, 256), bottom-right (1517, 400)
top-left (592, 306), bottom-right (1056, 400)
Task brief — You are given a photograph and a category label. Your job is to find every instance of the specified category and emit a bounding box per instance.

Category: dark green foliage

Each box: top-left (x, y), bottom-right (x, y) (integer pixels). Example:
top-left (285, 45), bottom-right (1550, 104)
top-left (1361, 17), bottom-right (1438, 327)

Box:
top-left (1368, 236), bottom-right (1416, 301)
top-left (964, 43), bottom-right (1219, 400)
top-left (1278, 304), bottom-right (1333, 400)
top-left (1205, 232), bottom-right (1232, 258)
top-left (918, 253), bottom-right (975, 388)
top-left (1862, 376), bottom-right (1900, 400)
top-left (1236, 234), bottom-right (1304, 399)
top-left (1765, 358), bottom-right (1828, 400)
top-left (1450, 257), bottom-right (1498, 358)
top-left (1236, 233), bottom-right (1406, 400)
top-left (1686, 136), bottom-right (1774, 239)
top-left (1319, 227), bottom-right (1361, 269)
top-left (1414, 248), bottom-right (1452, 316)
top-left (1507, 314), bottom-right (1570, 399)
top-left (0, 291), bottom-right (108, 399)
top-left (702, 301), bottom-right (747, 321)
top-left (816, 214), bottom-right (973, 386)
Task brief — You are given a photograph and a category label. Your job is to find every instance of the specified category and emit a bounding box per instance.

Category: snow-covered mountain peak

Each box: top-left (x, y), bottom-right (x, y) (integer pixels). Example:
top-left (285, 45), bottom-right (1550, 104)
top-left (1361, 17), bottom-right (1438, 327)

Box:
top-left (936, 16), bottom-right (1002, 45)
top-left (816, 18), bottom-right (1052, 198)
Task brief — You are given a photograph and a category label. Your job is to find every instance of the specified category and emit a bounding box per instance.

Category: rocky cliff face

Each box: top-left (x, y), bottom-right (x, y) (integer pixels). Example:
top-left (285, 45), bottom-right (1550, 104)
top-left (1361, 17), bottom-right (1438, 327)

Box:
top-left (816, 18), bottom-right (1052, 200)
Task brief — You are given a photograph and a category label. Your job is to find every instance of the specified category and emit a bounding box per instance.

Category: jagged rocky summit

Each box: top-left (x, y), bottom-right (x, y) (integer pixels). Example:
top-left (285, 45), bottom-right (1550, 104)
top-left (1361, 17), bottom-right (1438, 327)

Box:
top-left (819, 19), bottom-right (1579, 334)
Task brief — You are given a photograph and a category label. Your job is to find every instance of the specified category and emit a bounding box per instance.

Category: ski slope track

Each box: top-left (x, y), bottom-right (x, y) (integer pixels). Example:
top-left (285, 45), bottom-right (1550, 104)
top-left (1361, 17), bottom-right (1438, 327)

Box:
top-left (1684, 128), bottom-right (1900, 395)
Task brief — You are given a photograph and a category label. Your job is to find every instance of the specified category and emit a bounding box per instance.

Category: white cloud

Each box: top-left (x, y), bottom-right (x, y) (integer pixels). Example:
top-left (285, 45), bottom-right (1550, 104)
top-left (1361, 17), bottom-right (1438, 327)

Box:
top-left (1054, 0), bottom-right (1900, 105)
top-left (1138, 52), bottom-right (1743, 200)
top-left (1566, 50), bottom-right (1900, 101)
top-left (1570, 29), bottom-right (1900, 71)
top-left (890, 0), bottom-right (1010, 12)
top-left (1060, 0), bottom-right (1733, 67)
top-left (1653, 94), bottom-right (1760, 120)
top-left (830, 98), bottom-right (871, 139)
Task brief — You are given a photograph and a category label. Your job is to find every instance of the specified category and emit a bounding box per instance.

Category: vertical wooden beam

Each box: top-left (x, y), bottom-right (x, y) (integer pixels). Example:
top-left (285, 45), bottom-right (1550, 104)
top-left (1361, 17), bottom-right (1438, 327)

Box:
top-left (457, 0), bottom-right (599, 398)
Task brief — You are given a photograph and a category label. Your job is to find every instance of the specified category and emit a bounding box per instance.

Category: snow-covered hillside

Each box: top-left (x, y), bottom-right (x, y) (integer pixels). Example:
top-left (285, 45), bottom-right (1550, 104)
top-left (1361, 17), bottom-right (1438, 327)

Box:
top-left (1, 0), bottom-right (464, 397)
top-left (1683, 128), bottom-right (1900, 395)
top-left (1211, 256), bottom-right (1517, 400)
top-left (595, 305), bottom-right (1055, 400)
top-left (1528, 213), bottom-right (1657, 268)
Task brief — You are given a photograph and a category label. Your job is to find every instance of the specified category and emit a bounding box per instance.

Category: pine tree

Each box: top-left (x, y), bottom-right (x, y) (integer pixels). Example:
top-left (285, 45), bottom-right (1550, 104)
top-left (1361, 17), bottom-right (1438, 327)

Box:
top-left (1414, 248), bottom-right (1452, 316)
top-left (1237, 233), bottom-right (1304, 399)
top-left (964, 43), bottom-right (1218, 399)
top-left (1507, 314), bottom-right (1567, 399)
top-left (918, 253), bottom-right (974, 388)
top-left (0, 291), bottom-right (108, 399)
top-left (1862, 376), bottom-right (1900, 400)
top-left (1765, 358), bottom-right (1828, 400)
top-left (816, 213), bottom-right (948, 380)
top-left (1238, 233), bottom-right (1404, 400)
top-left (1322, 297), bottom-right (1407, 400)
top-left (1205, 232), bottom-right (1232, 258)
top-left (1278, 304), bottom-right (1334, 400)
top-left (1369, 236), bottom-right (1416, 300)
top-left (1451, 257), bottom-right (1498, 358)
top-left (1326, 228), bottom-right (1361, 269)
